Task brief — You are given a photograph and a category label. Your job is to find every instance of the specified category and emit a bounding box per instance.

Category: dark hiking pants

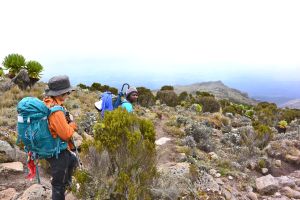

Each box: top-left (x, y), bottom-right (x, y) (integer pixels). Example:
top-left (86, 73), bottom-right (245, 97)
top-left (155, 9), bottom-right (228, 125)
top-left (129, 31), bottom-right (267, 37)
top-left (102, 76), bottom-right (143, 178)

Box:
top-left (47, 150), bottom-right (78, 200)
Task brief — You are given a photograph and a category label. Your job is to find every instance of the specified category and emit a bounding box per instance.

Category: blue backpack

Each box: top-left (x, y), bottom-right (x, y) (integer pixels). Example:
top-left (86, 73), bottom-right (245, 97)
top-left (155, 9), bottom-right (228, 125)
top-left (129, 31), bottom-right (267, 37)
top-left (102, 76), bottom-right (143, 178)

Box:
top-left (95, 83), bottom-right (130, 116)
top-left (17, 97), bottom-right (68, 159)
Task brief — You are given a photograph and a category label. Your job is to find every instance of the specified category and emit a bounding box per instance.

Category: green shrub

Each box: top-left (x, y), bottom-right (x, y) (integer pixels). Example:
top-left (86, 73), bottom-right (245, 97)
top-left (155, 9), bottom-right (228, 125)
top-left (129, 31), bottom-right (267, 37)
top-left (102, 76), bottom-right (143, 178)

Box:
top-left (108, 87), bottom-right (118, 95)
top-left (90, 82), bottom-right (102, 91)
top-left (156, 90), bottom-right (178, 107)
top-left (160, 85), bottom-right (174, 91)
top-left (162, 124), bottom-right (185, 138)
top-left (222, 102), bottom-right (253, 117)
top-left (77, 83), bottom-right (90, 90)
top-left (279, 109), bottom-right (300, 123)
top-left (217, 159), bottom-right (232, 176)
top-left (222, 105), bottom-right (237, 115)
top-left (219, 99), bottom-right (231, 108)
top-left (195, 96), bottom-right (220, 113)
top-left (189, 164), bottom-right (199, 182)
top-left (74, 108), bottom-right (157, 199)
top-left (278, 120), bottom-right (288, 128)
top-left (258, 159), bottom-right (267, 169)
top-left (245, 110), bottom-right (255, 119)
top-left (245, 122), bottom-right (274, 149)
top-left (208, 113), bottom-right (230, 128)
top-left (195, 104), bottom-right (202, 113)
top-left (254, 102), bottom-right (279, 126)
top-left (236, 104), bottom-right (247, 115)
top-left (196, 91), bottom-right (214, 97)
top-left (137, 87), bottom-right (155, 107)
top-left (255, 124), bottom-right (273, 144)
top-left (178, 91), bottom-right (188, 103)
top-left (100, 85), bottom-right (110, 92)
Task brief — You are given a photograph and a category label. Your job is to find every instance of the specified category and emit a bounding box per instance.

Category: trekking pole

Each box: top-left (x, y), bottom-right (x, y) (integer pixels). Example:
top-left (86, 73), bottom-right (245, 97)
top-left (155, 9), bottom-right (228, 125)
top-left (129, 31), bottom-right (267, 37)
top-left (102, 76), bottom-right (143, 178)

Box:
top-left (71, 138), bottom-right (82, 169)
top-left (35, 159), bottom-right (41, 184)
top-left (33, 153), bottom-right (41, 184)
top-left (298, 125), bottom-right (300, 140)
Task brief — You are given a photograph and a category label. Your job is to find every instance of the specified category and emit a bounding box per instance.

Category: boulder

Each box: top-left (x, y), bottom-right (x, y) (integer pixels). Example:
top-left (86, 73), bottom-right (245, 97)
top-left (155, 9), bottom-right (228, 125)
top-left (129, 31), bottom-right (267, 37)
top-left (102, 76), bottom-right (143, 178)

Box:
top-left (277, 176), bottom-right (296, 188)
top-left (11, 69), bottom-right (30, 90)
top-left (247, 192), bottom-right (258, 200)
top-left (256, 174), bottom-right (279, 195)
top-left (290, 170), bottom-right (300, 179)
top-left (0, 162), bottom-right (23, 174)
top-left (274, 160), bottom-right (282, 168)
top-left (197, 171), bottom-right (220, 192)
top-left (66, 192), bottom-right (78, 200)
top-left (0, 77), bottom-right (14, 92)
top-left (18, 184), bottom-right (51, 200)
top-left (0, 188), bottom-right (18, 200)
top-left (261, 168), bottom-right (269, 175)
top-left (222, 189), bottom-right (232, 200)
top-left (72, 132), bottom-right (83, 148)
top-left (208, 152), bottom-right (219, 160)
top-left (155, 137), bottom-right (171, 146)
top-left (280, 186), bottom-right (300, 199)
top-left (15, 146), bottom-right (27, 164)
top-left (0, 140), bottom-right (16, 163)
top-left (285, 154), bottom-right (300, 164)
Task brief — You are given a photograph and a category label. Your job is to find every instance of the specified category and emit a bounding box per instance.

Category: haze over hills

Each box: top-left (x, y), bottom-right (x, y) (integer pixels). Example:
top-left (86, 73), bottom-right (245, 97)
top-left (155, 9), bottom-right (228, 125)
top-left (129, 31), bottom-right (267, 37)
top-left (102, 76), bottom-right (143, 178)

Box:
top-left (44, 68), bottom-right (299, 108)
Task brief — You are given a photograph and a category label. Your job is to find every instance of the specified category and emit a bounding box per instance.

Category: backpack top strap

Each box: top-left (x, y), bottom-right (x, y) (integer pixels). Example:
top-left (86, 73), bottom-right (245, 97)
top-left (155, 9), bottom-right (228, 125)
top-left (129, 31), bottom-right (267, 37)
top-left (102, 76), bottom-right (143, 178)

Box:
top-left (121, 83), bottom-right (130, 94)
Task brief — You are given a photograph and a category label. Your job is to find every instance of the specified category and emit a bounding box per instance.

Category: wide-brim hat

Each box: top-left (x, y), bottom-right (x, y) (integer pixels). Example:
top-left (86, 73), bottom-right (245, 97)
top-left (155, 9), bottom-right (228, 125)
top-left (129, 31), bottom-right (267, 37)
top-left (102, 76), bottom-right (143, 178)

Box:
top-left (45, 75), bottom-right (75, 96)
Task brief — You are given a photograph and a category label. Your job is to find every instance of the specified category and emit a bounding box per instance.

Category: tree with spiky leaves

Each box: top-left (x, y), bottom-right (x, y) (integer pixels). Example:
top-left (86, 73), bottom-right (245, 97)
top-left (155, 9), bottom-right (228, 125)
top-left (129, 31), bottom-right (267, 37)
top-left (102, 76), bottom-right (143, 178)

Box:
top-left (2, 54), bottom-right (44, 88)
top-left (25, 60), bottom-right (43, 79)
top-left (2, 54), bottom-right (26, 78)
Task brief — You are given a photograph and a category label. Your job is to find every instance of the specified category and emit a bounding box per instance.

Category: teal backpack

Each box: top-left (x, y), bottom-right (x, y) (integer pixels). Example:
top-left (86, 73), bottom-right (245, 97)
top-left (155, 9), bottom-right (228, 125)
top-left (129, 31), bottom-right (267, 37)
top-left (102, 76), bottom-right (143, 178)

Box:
top-left (17, 97), bottom-right (68, 159)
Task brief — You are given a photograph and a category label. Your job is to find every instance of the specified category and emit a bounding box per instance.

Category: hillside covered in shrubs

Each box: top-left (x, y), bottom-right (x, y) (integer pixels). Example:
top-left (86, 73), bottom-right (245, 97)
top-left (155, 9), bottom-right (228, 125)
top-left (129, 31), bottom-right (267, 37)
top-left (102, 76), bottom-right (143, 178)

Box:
top-left (1, 76), bottom-right (300, 199)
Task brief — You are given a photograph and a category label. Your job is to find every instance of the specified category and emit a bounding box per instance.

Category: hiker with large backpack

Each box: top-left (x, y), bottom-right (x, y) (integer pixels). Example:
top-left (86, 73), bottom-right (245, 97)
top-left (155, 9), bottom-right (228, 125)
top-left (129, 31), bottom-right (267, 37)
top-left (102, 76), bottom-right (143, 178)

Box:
top-left (17, 75), bottom-right (78, 200)
top-left (94, 84), bottom-right (138, 116)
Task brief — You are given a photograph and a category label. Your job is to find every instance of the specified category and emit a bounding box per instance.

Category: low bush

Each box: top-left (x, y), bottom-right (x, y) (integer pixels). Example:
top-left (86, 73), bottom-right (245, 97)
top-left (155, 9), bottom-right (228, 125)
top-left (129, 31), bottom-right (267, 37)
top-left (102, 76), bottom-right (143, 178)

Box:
top-left (156, 90), bottom-right (178, 107)
top-left (137, 87), bottom-right (155, 107)
top-left (75, 108), bottom-right (157, 199)
top-left (195, 96), bottom-right (220, 113)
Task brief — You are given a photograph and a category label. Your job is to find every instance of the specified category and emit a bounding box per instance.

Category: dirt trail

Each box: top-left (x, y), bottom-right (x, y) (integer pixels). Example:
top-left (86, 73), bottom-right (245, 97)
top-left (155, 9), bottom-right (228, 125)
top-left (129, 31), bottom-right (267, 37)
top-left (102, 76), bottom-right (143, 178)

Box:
top-left (154, 114), bottom-right (182, 166)
top-left (0, 164), bottom-right (51, 193)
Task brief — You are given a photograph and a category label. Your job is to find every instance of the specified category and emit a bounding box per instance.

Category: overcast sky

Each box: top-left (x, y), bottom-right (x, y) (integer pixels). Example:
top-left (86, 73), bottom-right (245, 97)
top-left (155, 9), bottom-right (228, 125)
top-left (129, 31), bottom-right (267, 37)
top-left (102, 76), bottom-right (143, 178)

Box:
top-left (0, 0), bottom-right (300, 93)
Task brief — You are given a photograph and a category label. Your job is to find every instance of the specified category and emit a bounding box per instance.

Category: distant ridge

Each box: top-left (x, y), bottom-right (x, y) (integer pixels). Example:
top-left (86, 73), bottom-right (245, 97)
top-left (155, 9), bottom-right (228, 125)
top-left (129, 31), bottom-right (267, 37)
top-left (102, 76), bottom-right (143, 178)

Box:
top-left (173, 81), bottom-right (257, 105)
top-left (280, 99), bottom-right (300, 109)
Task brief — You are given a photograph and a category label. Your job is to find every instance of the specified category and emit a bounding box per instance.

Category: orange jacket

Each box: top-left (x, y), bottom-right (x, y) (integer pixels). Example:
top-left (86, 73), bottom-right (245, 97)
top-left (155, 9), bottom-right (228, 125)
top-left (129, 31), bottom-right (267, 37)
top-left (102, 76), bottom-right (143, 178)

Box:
top-left (43, 97), bottom-right (77, 149)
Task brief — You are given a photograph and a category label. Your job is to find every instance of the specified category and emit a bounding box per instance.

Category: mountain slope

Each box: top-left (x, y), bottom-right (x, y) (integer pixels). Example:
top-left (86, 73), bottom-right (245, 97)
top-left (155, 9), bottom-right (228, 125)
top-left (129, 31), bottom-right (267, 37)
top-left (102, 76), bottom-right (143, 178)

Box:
top-left (173, 81), bottom-right (257, 105)
top-left (280, 99), bottom-right (300, 109)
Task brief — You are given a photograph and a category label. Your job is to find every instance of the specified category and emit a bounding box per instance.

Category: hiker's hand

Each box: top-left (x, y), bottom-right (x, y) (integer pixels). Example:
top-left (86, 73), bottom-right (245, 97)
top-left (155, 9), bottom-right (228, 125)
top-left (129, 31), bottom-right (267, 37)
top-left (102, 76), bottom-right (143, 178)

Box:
top-left (65, 111), bottom-right (74, 123)
top-left (68, 113), bottom-right (74, 122)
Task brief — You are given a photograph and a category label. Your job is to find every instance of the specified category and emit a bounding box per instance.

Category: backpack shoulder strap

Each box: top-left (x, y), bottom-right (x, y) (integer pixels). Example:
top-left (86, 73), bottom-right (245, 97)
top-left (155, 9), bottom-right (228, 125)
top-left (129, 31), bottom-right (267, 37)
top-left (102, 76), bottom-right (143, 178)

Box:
top-left (121, 101), bottom-right (133, 112)
top-left (49, 105), bottom-right (65, 115)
